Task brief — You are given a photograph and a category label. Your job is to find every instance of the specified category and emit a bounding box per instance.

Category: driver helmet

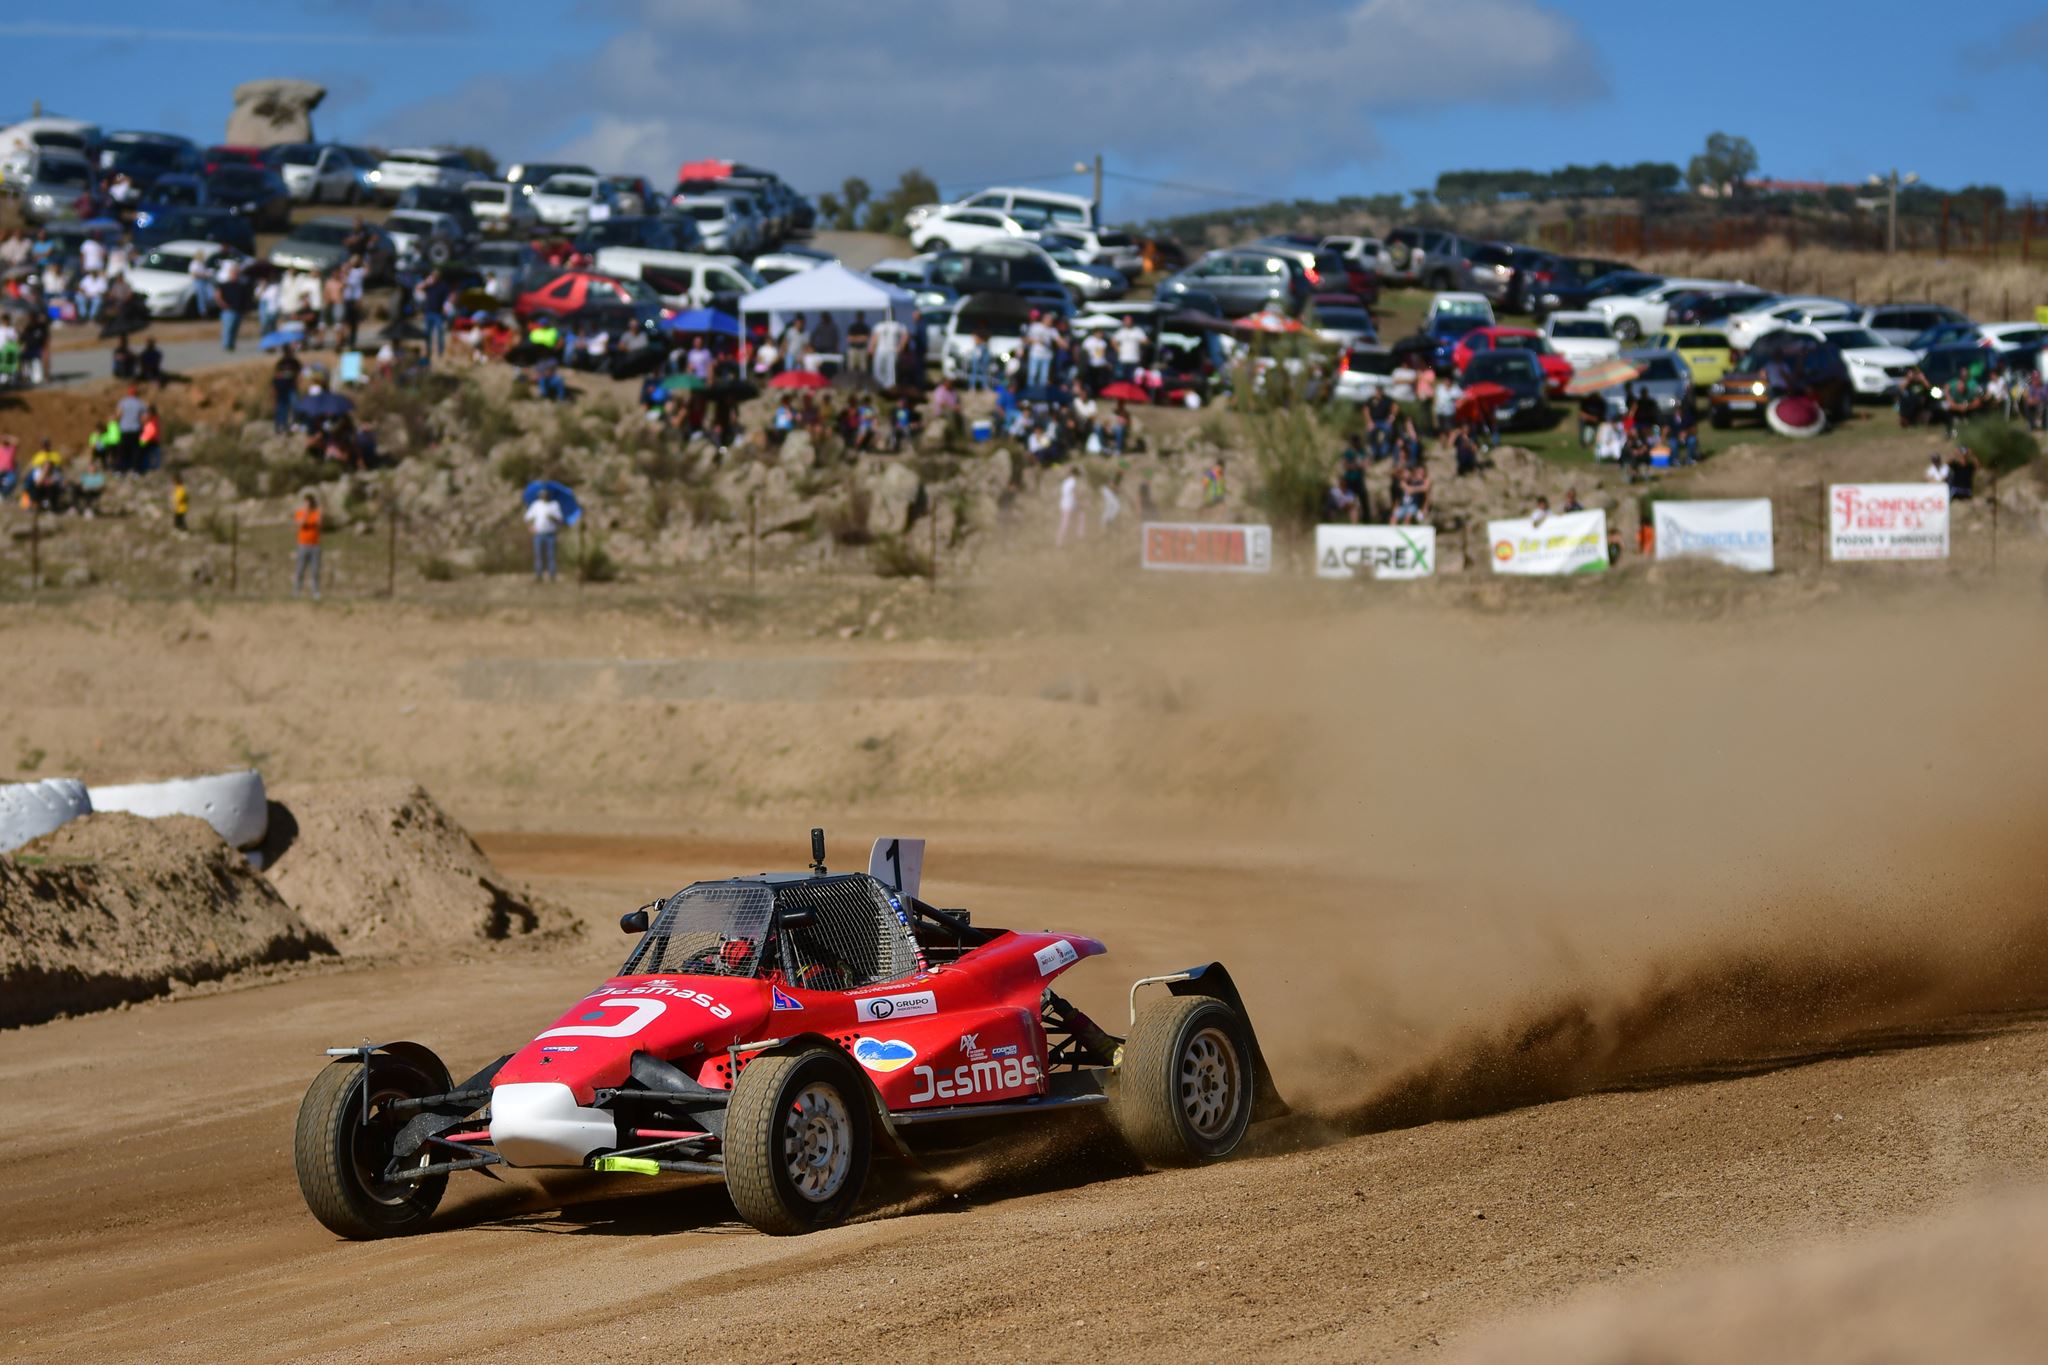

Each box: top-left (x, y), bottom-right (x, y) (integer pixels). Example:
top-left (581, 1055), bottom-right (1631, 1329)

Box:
top-left (718, 937), bottom-right (754, 972)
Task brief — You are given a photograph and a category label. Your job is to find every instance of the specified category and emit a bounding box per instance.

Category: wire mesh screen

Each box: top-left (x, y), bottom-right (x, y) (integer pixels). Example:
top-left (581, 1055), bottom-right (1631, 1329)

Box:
top-left (775, 877), bottom-right (923, 991)
top-left (621, 884), bottom-right (776, 978)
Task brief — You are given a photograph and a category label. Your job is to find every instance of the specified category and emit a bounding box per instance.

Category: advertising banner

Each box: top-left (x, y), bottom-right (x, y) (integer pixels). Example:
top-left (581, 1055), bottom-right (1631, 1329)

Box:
top-left (1829, 484), bottom-right (1949, 561)
top-left (1654, 499), bottom-right (1775, 573)
top-left (1487, 509), bottom-right (1608, 575)
top-left (1140, 522), bottom-right (1273, 573)
top-left (1313, 525), bottom-right (1437, 580)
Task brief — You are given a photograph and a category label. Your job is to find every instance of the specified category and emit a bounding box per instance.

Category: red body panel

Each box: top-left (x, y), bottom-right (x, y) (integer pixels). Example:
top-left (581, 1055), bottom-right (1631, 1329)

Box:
top-left (491, 931), bottom-right (1105, 1113)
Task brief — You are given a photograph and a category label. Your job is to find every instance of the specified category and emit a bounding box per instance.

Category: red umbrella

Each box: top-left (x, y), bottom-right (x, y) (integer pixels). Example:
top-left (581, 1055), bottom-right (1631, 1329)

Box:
top-left (767, 370), bottom-right (830, 390)
top-left (1098, 381), bottom-right (1150, 403)
top-left (1455, 381), bottom-right (1514, 424)
top-left (1234, 311), bottom-right (1303, 334)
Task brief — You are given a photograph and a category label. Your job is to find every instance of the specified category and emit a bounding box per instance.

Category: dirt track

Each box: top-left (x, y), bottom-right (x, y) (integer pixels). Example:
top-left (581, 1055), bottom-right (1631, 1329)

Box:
top-left (5, 583), bottom-right (2048, 1361)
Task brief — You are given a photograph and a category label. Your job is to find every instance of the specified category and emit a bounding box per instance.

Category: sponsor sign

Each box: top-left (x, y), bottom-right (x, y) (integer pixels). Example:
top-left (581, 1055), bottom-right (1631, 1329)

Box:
top-left (1829, 484), bottom-right (1950, 561)
top-left (770, 984), bottom-right (803, 1011)
top-left (852, 1038), bottom-right (917, 1073)
top-left (853, 988), bottom-right (938, 1022)
top-left (1033, 939), bottom-right (1080, 976)
top-left (1654, 499), bottom-right (1775, 573)
top-left (1314, 525), bottom-right (1437, 580)
top-left (1141, 522), bottom-right (1273, 573)
top-left (908, 1054), bottom-right (1044, 1103)
top-left (1487, 509), bottom-right (1609, 575)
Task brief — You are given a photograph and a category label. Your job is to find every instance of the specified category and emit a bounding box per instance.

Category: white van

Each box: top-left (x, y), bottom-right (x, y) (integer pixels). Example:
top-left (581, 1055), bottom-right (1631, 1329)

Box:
top-left (906, 185), bottom-right (1096, 235)
top-left (593, 247), bottom-right (763, 309)
top-left (0, 118), bottom-right (101, 181)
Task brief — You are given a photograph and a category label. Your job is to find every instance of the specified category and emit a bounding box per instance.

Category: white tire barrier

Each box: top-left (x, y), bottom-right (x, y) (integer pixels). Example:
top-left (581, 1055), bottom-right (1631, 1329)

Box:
top-left (89, 769), bottom-right (270, 850)
top-left (0, 779), bottom-right (94, 854)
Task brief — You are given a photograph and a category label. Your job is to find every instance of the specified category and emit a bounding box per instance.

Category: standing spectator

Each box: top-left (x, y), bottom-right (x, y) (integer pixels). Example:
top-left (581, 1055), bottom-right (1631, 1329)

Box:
top-left (782, 315), bottom-right (809, 372)
top-left (966, 330), bottom-right (991, 392)
top-left (257, 273), bottom-right (282, 339)
top-left (140, 405), bottom-right (162, 472)
top-left (272, 344), bottom-right (302, 433)
top-left (811, 312), bottom-right (839, 362)
top-left (686, 337), bottom-right (713, 381)
top-left (1452, 423), bottom-right (1482, 477)
top-left (292, 493), bottom-right (323, 600)
top-left (217, 263), bottom-right (252, 352)
top-left (137, 334), bottom-right (162, 386)
top-left (845, 312), bottom-right (871, 377)
top-left (1112, 317), bottom-right (1146, 380)
top-left (1080, 327), bottom-right (1111, 394)
top-left (76, 268), bottom-right (107, 323)
top-left (524, 486), bottom-right (565, 583)
top-left (113, 386), bottom-right (147, 475)
top-left (342, 257), bottom-right (367, 351)
top-left (869, 312), bottom-right (906, 389)
top-left (1023, 312), bottom-right (1058, 390)
top-left (419, 268), bottom-right (450, 359)
top-left (1100, 469), bottom-right (1123, 532)
top-left (171, 469), bottom-right (189, 532)
top-left (1363, 388), bottom-right (1397, 459)
top-left (1056, 467), bottom-right (1085, 546)
top-left (1415, 365), bottom-right (1438, 435)
top-left (187, 252), bottom-right (215, 316)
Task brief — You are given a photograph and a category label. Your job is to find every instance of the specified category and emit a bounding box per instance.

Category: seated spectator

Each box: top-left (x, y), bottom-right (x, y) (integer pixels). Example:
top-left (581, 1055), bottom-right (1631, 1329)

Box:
top-left (1530, 494), bottom-right (1552, 527)
top-left (74, 455), bottom-right (107, 516)
top-left (1390, 462), bottom-right (1432, 524)
top-left (1322, 473), bottom-right (1361, 524)
top-left (1561, 487), bottom-right (1583, 513)
top-left (1363, 389), bottom-right (1397, 459)
top-left (1451, 424), bottom-right (1482, 477)
top-left (111, 335), bottom-right (135, 379)
top-left (1594, 418), bottom-right (1624, 463)
top-left (1577, 391), bottom-right (1606, 447)
top-left (1924, 450), bottom-right (1950, 484)
top-left (137, 335), bottom-right (163, 385)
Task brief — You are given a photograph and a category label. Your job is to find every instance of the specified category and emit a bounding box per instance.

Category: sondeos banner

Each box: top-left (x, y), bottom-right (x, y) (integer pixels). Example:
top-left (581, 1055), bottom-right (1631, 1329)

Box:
top-left (1314, 525), bottom-right (1437, 580)
top-left (1141, 522), bottom-right (1273, 573)
top-left (1488, 509), bottom-right (1608, 575)
top-left (1829, 484), bottom-right (1950, 560)
top-left (1654, 499), bottom-right (1775, 573)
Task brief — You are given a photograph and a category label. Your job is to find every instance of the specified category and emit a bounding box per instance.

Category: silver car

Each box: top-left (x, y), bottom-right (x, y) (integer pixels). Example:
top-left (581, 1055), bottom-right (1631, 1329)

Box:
top-left (10, 149), bottom-right (93, 222)
top-left (1599, 348), bottom-right (1694, 419)
top-left (1854, 302), bottom-right (1972, 348)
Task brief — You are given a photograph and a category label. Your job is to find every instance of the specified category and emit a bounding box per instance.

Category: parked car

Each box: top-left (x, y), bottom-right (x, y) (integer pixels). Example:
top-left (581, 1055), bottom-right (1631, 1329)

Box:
top-left (1451, 326), bottom-right (1572, 394)
top-left (127, 239), bottom-right (238, 317)
top-left (939, 290), bottom-right (1076, 378)
top-left (1036, 240), bottom-right (1126, 301)
top-left (911, 205), bottom-right (1035, 254)
top-left (1156, 248), bottom-right (1309, 318)
top-left (98, 132), bottom-right (200, 190)
top-left (1976, 322), bottom-right (2048, 355)
top-left (1905, 320), bottom-right (1987, 357)
top-left (603, 174), bottom-right (654, 215)
top-left (1593, 348), bottom-right (1693, 419)
top-left (1534, 267), bottom-right (1659, 321)
top-left (132, 206), bottom-right (255, 255)
top-left (7, 148), bottom-right (93, 221)
top-left (1590, 278), bottom-right (1738, 341)
top-left (393, 184), bottom-right (480, 237)
top-left (268, 216), bottom-right (396, 279)
top-left (528, 174), bottom-right (616, 231)
top-left (466, 240), bottom-right (548, 300)
top-left (1524, 255), bottom-right (1634, 318)
top-left (1462, 350), bottom-right (1554, 429)
top-left (370, 148), bottom-right (478, 201)
top-left (462, 179), bottom-right (540, 235)
top-left (1306, 298), bottom-right (1378, 349)
top-left (1252, 237), bottom-right (1356, 295)
top-left (928, 240), bottom-right (1069, 308)
top-left (513, 269), bottom-right (665, 333)
top-left (1047, 225), bottom-right (1142, 275)
top-left (1381, 225), bottom-right (1484, 289)
top-left (1542, 311), bottom-right (1622, 368)
top-left (383, 210), bottom-right (471, 267)
top-left (1644, 327), bottom-right (1737, 387)
top-left (578, 214), bottom-right (702, 255)
top-left (750, 246), bottom-right (835, 284)
top-left (1665, 289), bottom-right (1778, 326)
top-left (1425, 291), bottom-right (1495, 328)
top-left (669, 193), bottom-right (754, 254)
top-left (1856, 302), bottom-right (1972, 348)
top-left (1710, 333), bottom-right (1853, 427)
top-left (1722, 296), bottom-right (1858, 353)
top-left (1321, 234), bottom-right (1387, 274)
top-left (1493, 246), bottom-right (1560, 313)
top-left (204, 165), bottom-right (292, 230)
top-left (1802, 322), bottom-right (1919, 399)
top-left (267, 143), bottom-right (362, 204)
top-left (1334, 343), bottom-right (1410, 403)
top-left (1461, 241), bottom-right (1521, 304)
top-left (506, 161), bottom-right (597, 198)
top-left (592, 248), bottom-right (761, 311)
top-left (203, 144), bottom-right (267, 175)
top-left (906, 185), bottom-right (1097, 234)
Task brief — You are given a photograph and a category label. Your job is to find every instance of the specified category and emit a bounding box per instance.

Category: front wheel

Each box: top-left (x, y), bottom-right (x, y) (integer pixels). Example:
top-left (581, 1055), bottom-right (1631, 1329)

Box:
top-left (294, 1051), bottom-right (451, 1239)
top-left (724, 1046), bottom-right (872, 1235)
top-left (1613, 316), bottom-right (1641, 341)
top-left (1112, 994), bottom-right (1255, 1166)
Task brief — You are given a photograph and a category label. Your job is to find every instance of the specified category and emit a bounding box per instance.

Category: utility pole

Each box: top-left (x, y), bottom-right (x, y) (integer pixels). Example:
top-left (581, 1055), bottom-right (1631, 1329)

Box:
top-left (1868, 168), bottom-right (1918, 255)
top-left (1076, 155), bottom-right (1103, 218)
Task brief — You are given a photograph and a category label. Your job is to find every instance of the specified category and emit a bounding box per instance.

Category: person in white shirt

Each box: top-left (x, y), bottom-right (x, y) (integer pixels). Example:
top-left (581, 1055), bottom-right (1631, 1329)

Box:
top-left (1056, 468), bottom-right (1084, 546)
top-left (1924, 452), bottom-right (1950, 484)
top-left (1099, 473), bottom-right (1122, 531)
top-left (76, 270), bottom-right (107, 322)
top-left (79, 235), bottom-right (106, 276)
top-left (523, 489), bottom-right (566, 582)
top-left (1594, 419), bottom-right (1624, 462)
top-left (869, 314), bottom-right (906, 388)
top-left (1024, 317), bottom-right (1059, 389)
top-left (1112, 321), bottom-right (1146, 378)
top-left (257, 278), bottom-right (283, 336)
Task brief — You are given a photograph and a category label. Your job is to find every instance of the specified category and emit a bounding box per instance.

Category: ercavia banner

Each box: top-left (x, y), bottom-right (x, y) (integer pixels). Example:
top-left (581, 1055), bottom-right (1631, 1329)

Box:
top-left (1141, 522), bottom-right (1273, 573)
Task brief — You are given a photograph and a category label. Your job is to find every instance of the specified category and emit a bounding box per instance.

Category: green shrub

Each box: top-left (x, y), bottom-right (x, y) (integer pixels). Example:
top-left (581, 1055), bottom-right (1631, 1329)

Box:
top-left (1958, 417), bottom-right (2039, 478)
top-left (419, 556), bottom-right (458, 581)
top-left (576, 536), bottom-right (620, 583)
top-left (826, 486), bottom-right (873, 544)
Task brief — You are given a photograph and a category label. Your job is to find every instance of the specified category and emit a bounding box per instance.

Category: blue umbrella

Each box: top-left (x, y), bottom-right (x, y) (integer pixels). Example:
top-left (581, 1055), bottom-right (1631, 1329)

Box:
top-left (1017, 384), bottom-right (1070, 407)
top-left (660, 309), bottom-right (740, 336)
top-left (294, 391), bottom-right (354, 419)
top-left (260, 326), bottom-right (306, 351)
top-left (522, 479), bottom-right (582, 526)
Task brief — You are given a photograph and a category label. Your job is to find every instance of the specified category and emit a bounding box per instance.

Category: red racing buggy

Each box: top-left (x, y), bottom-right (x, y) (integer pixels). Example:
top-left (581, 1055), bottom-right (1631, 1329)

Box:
top-left (294, 832), bottom-right (1286, 1237)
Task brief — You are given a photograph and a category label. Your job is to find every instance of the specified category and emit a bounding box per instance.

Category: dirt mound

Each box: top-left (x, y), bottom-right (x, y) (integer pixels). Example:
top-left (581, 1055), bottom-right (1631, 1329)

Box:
top-left (262, 779), bottom-right (576, 951)
top-left (0, 813), bottom-right (332, 1028)
top-left (1451, 1192), bottom-right (2048, 1364)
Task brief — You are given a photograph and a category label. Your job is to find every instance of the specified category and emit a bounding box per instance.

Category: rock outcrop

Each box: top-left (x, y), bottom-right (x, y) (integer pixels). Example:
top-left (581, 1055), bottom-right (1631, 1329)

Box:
top-left (225, 79), bottom-right (325, 147)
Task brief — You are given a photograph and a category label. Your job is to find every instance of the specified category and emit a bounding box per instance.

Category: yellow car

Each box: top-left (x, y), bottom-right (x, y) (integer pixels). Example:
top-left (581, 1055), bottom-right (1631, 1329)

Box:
top-left (1646, 327), bottom-right (1736, 387)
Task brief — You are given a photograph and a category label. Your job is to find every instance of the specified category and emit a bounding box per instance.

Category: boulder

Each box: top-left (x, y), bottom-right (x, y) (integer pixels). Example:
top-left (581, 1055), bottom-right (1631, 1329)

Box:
top-left (864, 460), bottom-right (922, 536)
top-left (225, 79), bottom-right (326, 148)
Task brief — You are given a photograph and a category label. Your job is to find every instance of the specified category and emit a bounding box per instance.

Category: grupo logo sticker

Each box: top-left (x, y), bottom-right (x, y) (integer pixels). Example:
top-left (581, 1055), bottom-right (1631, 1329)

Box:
top-left (854, 989), bottom-right (937, 1022)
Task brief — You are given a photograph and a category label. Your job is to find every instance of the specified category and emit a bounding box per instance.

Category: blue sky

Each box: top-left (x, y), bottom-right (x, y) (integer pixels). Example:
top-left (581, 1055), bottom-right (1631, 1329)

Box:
top-left (6, 1), bottom-right (2047, 222)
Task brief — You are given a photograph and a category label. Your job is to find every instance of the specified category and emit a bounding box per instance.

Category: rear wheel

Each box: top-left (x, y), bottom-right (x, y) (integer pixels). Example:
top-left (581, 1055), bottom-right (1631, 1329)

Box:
top-left (724, 1046), bottom-right (872, 1235)
top-left (1112, 995), bottom-right (1254, 1166)
top-left (294, 1051), bottom-right (450, 1239)
top-left (1614, 316), bottom-right (1641, 341)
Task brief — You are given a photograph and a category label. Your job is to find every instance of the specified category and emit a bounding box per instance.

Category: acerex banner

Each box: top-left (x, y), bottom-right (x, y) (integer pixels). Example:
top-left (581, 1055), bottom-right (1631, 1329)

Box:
top-left (1654, 498), bottom-right (1775, 573)
top-left (1488, 509), bottom-right (1608, 575)
top-left (1140, 522), bottom-right (1273, 573)
top-left (1314, 525), bottom-right (1437, 580)
top-left (1830, 484), bottom-right (1950, 561)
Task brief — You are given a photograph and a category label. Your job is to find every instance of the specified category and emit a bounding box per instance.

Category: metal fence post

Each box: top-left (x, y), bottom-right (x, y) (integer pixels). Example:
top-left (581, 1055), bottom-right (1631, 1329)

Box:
top-left (230, 513), bottom-right (239, 593)
top-left (29, 504), bottom-right (40, 594)
top-left (385, 501), bottom-right (397, 597)
top-left (748, 491), bottom-right (758, 590)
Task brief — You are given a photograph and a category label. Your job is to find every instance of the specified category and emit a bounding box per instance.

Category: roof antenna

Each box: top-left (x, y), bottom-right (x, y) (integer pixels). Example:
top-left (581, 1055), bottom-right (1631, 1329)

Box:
top-left (809, 827), bottom-right (827, 876)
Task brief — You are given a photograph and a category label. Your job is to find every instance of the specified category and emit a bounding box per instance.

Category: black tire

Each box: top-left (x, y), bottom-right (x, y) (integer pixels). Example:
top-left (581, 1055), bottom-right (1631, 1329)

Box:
top-left (293, 1053), bottom-right (450, 1239)
top-left (426, 240), bottom-right (453, 266)
top-left (724, 1046), bottom-right (872, 1236)
top-left (1711, 408), bottom-right (1732, 430)
top-left (1614, 316), bottom-right (1641, 341)
top-left (1112, 994), bottom-right (1255, 1166)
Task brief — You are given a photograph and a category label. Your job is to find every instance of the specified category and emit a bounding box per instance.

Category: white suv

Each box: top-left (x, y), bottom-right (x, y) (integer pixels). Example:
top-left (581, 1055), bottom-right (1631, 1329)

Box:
top-left (462, 180), bottom-right (539, 234)
top-left (910, 206), bottom-right (1033, 254)
top-left (528, 174), bottom-right (617, 231)
top-left (370, 148), bottom-right (477, 201)
top-left (1589, 278), bottom-right (1734, 341)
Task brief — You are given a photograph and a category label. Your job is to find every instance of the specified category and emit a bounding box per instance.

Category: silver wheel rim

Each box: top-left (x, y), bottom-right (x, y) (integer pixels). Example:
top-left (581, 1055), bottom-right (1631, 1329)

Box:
top-left (783, 1081), bottom-right (853, 1203)
top-left (1179, 1026), bottom-right (1242, 1140)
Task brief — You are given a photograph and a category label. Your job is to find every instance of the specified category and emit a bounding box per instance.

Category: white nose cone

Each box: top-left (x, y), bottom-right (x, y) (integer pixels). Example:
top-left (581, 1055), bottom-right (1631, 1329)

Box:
top-left (490, 1083), bottom-right (616, 1167)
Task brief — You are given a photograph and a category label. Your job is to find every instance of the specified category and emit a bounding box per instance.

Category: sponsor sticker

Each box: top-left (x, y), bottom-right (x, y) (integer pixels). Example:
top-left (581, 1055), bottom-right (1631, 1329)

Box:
top-left (909, 1054), bottom-right (1044, 1103)
top-left (990, 1044), bottom-right (1018, 1058)
top-left (854, 989), bottom-right (938, 1022)
top-left (541, 1045), bottom-right (579, 1053)
top-left (1034, 939), bottom-right (1080, 976)
top-left (958, 1032), bottom-right (985, 1061)
top-left (852, 1038), bottom-right (917, 1073)
top-left (770, 984), bottom-right (803, 1011)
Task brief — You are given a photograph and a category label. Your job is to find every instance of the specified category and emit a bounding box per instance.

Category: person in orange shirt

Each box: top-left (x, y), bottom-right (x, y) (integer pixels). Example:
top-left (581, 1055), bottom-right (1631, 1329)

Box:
top-left (292, 492), bottom-right (322, 600)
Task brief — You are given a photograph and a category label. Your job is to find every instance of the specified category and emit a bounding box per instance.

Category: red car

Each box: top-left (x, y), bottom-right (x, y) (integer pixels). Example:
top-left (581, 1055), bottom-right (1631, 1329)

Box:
top-left (514, 269), bottom-right (662, 324)
top-left (204, 144), bottom-right (269, 175)
top-left (294, 832), bottom-right (1284, 1238)
top-left (1452, 326), bottom-right (1573, 395)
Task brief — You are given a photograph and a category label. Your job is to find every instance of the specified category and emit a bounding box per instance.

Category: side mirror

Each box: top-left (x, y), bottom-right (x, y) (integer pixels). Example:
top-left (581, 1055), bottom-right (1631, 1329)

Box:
top-left (619, 909), bottom-right (649, 935)
top-left (779, 907), bottom-right (815, 929)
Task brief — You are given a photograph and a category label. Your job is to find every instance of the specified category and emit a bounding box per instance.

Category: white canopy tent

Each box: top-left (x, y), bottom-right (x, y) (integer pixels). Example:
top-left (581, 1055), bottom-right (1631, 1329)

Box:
top-left (736, 263), bottom-right (916, 339)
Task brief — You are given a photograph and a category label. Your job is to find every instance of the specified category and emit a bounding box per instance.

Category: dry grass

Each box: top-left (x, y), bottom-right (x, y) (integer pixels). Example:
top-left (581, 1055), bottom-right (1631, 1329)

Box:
top-left (1639, 239), bottom-right (2048, 319)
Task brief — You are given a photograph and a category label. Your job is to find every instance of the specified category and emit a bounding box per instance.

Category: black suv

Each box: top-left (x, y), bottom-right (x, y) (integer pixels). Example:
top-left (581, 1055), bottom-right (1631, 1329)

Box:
top-left (1710, 331), bottom-right (1852, 427)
